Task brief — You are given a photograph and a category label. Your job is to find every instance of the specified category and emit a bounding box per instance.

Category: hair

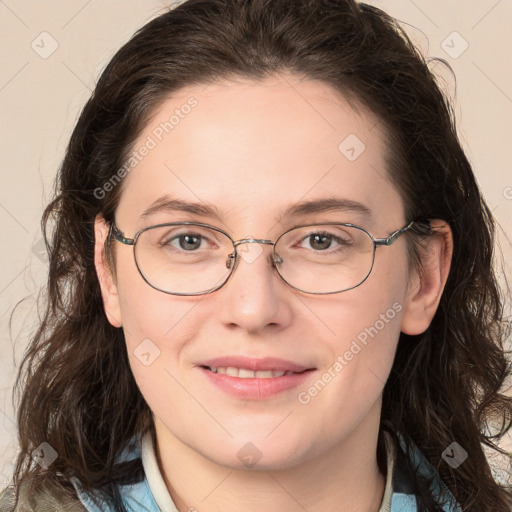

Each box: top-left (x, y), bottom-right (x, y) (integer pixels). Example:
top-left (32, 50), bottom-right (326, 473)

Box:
top-left (8, 0), bottom-right (512, 510)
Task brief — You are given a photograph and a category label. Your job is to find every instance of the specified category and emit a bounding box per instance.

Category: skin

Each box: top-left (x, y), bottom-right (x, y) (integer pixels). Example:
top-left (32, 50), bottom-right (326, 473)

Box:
top-left (94, 73), bottom-right (452, 512)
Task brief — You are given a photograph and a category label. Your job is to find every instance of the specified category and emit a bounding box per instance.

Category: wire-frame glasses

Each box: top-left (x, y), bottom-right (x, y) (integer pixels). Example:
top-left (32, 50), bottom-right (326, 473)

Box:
top-left (110, 220), bottom-right (417, 296)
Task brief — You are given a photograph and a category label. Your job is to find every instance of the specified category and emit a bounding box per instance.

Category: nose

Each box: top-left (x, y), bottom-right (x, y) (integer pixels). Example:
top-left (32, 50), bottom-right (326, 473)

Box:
top-left (218, 240), bottom-right (292, 334)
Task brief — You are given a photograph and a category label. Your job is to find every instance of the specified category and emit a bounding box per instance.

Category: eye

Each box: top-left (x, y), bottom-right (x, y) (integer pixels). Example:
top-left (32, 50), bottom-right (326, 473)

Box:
top-left (164, 232), bottom-right (208, 251)
top-left (300, 231), bottom-right (351, 251)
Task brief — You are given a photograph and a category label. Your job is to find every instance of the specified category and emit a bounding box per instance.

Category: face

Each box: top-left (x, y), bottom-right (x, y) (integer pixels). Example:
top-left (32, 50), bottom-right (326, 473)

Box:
top-left (96, 73), bottom-right (429, 471)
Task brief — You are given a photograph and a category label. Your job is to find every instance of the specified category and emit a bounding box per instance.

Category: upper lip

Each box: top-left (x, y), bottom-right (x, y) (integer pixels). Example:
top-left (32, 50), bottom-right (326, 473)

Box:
top-left (199, 356), bottom-right (314, 373)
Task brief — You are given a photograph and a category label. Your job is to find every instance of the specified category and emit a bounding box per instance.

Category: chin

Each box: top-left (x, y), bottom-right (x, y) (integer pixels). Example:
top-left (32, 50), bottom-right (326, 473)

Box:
top-left (201, 438), bottom-right (311, 472)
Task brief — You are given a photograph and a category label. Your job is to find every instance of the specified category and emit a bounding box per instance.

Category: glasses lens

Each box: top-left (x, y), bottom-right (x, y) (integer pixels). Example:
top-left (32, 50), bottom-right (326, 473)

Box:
top-left (134, 224), bottom-right (234, 294)
top-left (274, 224), bottom-right (375, 293)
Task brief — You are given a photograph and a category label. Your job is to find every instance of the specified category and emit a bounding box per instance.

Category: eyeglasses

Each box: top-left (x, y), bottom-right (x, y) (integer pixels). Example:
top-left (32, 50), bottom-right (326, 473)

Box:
top-left (110, 220), bottom-right (417, 296)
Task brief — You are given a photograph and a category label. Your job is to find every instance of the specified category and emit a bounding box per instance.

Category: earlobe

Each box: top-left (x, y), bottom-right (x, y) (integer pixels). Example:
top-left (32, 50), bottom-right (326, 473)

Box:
top-left (400, 220), bottom-right (453, 335)
top-left (94, 215), bottom-right (123, 328)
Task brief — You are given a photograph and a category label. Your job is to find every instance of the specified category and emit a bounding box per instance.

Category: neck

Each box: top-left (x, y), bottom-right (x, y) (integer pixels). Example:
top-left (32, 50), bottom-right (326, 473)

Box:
top-left (153, 405), bottom-right (387, 512)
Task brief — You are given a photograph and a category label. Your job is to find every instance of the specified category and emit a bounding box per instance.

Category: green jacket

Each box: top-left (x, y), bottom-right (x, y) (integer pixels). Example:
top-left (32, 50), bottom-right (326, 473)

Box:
top-left (0, 477), bottom-right (87, 511)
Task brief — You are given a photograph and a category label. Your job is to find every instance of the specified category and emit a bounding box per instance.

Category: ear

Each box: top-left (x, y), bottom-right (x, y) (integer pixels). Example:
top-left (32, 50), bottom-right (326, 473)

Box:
top-left (94, 215), bottom-right (123, 328)
top-left (400, 220), bottom-right (453, 335)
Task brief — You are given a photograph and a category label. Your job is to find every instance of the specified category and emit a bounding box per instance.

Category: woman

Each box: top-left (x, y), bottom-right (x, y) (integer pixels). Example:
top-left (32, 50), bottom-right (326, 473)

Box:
top-left (1, 0), bottom-right (511, 510)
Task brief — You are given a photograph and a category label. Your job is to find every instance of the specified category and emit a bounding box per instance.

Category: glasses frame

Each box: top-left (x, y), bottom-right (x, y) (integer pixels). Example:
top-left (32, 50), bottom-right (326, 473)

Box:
top-left (110, 220), bottom-right (417, 296)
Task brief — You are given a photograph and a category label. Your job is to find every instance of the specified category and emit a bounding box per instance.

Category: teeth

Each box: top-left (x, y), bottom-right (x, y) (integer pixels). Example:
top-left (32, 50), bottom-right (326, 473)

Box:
top-left (226, 366), bottom-right (239, 377)
top-left (238, 368), bottom-right (256, 378)
top-left (208, 366), bottom-right (292, 378)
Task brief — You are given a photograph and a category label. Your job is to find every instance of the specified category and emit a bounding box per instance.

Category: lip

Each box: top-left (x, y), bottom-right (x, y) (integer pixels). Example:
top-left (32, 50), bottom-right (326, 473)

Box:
top-left (198, 356), bottom-right (316, 400)
top-left (200, 356), bottom-right (312, 373)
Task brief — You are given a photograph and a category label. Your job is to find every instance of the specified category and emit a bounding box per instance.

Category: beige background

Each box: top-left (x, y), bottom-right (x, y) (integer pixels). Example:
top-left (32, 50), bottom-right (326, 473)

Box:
top-left (1, 0), bottom-right (511, 488)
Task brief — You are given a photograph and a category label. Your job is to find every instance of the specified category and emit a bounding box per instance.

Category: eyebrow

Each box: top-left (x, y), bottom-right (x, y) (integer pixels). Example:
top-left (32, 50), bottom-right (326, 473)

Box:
top-left (279, 197), bottom-right (372, 220)
top-left (142, 196), bottom-right (222, 220)
top-left (141, 195), bottom-right (372, 222)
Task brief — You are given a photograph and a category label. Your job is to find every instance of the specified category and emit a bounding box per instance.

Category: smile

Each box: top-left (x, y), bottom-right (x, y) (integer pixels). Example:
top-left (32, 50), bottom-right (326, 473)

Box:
top-left (204, 366), bottom-right (296, 378)
top-left (199, 365), bottom-right (315, 400)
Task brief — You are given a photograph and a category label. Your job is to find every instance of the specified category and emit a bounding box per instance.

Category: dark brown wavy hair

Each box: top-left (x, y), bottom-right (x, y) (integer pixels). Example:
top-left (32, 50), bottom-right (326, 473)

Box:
top-left (9, 0), bottom-right (512, 510)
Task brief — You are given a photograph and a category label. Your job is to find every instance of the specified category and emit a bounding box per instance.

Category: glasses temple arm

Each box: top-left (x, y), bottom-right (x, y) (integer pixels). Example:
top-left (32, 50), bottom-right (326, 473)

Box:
top-left (110, 224), bottom-right (135, 245)
top-left (373, 221), bottom-right (419, 246)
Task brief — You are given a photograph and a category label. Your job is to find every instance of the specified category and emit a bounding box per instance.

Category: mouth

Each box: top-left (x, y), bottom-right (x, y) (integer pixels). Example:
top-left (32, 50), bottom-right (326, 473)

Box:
top-left (198, 357), bottom-right (316, 400)
top-left (199, 355), bottom-right (314, 373)
top-left (202, 366), bottom-right (300, 378)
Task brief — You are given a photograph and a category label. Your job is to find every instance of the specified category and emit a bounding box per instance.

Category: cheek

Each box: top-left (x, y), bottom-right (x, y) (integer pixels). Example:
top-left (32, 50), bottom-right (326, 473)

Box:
top-left (119, 287), bottom-right (200, 355)
top-left (115, 248), bottom-right (181, 335)
top-left (292, 296), bottom-right (403, 447)
top-left (298, 251), bottom-right (408, 409)
top-left (113, 250), bottom-right (204, 376)
top-left (119, 288), bottom-right (205, 428)
top-left (311, 293), bottom-right (404, 384)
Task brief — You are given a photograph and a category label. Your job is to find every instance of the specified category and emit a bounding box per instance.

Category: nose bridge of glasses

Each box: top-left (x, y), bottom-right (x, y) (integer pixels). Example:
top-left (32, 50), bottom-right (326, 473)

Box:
top-left (233, 237), bottom-right (275, 248)
top-left (225, 238), bottom-right (279, 270)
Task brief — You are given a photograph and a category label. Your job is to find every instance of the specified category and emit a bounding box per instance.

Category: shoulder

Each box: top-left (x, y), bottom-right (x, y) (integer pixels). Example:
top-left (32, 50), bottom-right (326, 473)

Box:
top-left (0, 437), bottom-right (146, 512)
top-left (385, 427), bottom-right (462, 512)
top-left (0, 475), bottom-right (87, 512)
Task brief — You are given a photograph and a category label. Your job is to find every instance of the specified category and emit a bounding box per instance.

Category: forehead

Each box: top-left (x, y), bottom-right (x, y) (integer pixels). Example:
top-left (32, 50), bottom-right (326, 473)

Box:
top-left (116, 74), bottom-right (405, 234)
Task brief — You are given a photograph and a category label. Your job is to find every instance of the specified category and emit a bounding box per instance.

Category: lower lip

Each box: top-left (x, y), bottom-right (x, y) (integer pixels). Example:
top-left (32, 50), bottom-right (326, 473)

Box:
top-left (199, 367), bottom-right (315, 400)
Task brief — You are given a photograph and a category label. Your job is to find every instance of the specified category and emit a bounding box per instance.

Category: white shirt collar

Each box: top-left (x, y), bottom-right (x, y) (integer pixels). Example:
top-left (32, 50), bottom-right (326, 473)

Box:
top-left (141, 431), bottom-right (179, 512)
